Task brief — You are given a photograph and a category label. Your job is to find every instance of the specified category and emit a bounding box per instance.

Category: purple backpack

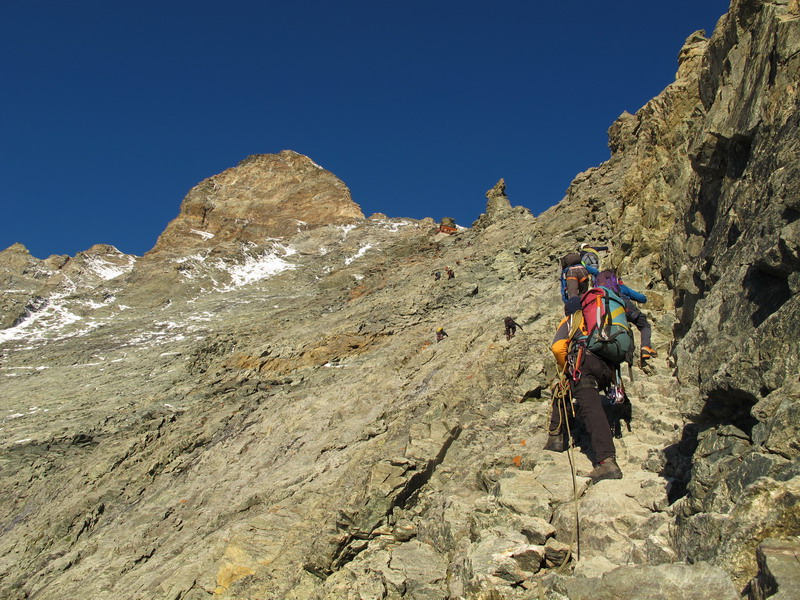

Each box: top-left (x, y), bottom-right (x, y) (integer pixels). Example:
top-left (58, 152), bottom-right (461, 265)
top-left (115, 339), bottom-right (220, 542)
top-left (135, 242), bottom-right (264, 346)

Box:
top-left (595, 270), bottom-right (621, 293)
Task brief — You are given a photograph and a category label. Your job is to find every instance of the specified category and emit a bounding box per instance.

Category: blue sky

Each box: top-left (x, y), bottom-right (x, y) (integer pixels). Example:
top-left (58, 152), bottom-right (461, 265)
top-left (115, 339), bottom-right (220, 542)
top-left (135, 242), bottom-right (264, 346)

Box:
top-left (1, 1), bottom-right (730, 258)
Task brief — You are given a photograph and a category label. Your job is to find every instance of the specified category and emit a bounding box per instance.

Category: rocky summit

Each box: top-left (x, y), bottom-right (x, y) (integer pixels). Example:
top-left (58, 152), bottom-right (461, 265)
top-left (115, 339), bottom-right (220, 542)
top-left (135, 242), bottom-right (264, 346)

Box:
top-left (1, 1), bottom-right (798, 599)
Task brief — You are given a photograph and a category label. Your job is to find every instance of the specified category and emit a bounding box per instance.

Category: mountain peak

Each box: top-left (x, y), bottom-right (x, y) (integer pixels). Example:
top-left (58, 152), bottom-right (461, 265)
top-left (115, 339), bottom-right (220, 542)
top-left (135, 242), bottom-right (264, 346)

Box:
top-left (150, 151), bottom-right (364, 255)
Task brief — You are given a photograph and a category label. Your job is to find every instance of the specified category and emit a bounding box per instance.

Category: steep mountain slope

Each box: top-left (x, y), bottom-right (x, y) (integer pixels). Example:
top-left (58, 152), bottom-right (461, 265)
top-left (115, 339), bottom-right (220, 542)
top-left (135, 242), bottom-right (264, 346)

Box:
top-left (0, 1), bottom-right (798, 599)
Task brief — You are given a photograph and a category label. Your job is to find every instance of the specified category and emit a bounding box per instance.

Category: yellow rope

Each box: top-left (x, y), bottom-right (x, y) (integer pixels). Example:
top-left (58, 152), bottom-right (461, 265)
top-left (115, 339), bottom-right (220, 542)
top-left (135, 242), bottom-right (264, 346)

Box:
top-left (543, 310), bottom-right (586, 569)
top-left (551, 370), bottom-right (581, 568)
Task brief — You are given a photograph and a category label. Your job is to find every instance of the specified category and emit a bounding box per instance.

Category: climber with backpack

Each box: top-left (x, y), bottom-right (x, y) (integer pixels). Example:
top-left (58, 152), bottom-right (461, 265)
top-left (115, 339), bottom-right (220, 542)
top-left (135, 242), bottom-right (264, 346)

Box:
top-left (559, 252), bottom-right (590, 308)
top-left (579, 243), bottom-right (609, 284)
top-left (545, 269), bottom-right (632, 483)
top-left (580, 248), bottom-right (657, 367)
top-left (594, 270), bottom-right (657, 367)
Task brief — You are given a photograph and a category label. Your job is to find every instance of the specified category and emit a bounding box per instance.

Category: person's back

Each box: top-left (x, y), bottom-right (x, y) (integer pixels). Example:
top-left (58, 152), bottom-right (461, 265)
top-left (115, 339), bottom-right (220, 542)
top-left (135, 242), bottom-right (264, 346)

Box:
top-left (559, 253), bottom-right (590, 304)
top-left (546, 270), bottom-right (626, 483)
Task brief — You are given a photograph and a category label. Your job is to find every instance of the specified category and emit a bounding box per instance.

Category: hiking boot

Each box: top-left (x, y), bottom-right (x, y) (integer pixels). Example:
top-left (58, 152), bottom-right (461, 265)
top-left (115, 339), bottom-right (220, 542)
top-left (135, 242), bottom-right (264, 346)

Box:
top-left (641, 346), bottom-right (657, 360)
top-left (585, 457), bottom-right (623, 483)
top-left (543, 434), bottom-right (566, 452)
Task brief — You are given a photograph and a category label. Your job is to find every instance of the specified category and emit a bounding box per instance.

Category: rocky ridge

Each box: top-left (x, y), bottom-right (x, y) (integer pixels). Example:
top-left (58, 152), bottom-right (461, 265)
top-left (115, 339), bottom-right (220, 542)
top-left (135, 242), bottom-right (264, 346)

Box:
top-left (0, 1), bottom-right (798, 598)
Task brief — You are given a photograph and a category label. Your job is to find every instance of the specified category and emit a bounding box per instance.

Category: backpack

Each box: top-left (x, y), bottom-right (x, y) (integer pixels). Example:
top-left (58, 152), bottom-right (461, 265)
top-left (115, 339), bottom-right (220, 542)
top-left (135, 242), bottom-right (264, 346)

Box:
top-left (559, 253), bottom-right (589, 302)
top-left (559, 252), bottom-right (581, 269)
top-left (579, 285), bottom-right (633, 365)
top-left (594, 269), bottom-right (620, 293)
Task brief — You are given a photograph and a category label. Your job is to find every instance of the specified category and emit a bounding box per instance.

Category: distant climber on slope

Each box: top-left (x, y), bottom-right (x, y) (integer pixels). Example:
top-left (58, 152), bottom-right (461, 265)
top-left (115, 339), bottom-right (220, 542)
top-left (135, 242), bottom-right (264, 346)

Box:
top-left (445, 266), bottom-right (455, 279)
top-left (504, 317), bottom-right (523, 341)
top-left (436, 327), bottom-right (448, 342)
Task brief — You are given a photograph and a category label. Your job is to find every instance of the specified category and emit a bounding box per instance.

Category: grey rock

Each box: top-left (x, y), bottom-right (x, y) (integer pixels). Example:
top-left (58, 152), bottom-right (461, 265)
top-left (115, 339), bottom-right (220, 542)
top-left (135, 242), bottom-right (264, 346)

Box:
top-left (465, 531), bottom-right (533, 588)
top-left (553, 562), bottom-right (739, 600)
top-left (748, 537), bottom-right (800, 600)
top-left (544, 537), bottom-right (572, 568)
top-left (494, 469), bottom-right (554, 521)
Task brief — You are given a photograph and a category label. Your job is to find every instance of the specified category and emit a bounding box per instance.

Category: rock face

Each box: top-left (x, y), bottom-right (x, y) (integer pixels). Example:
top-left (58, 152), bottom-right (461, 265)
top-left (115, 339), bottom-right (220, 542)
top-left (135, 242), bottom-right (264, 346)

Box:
top-left (0, 2), bottom-right (798, 599)
top-left (151, 150), bottom-right (364, 255)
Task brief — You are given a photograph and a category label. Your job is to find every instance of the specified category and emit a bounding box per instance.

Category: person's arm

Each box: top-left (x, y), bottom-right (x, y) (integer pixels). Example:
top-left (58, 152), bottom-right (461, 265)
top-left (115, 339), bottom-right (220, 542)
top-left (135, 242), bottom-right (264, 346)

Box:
top-left (551, 317), bottom-right (570, 368)
top-left (620, 284), bottom-right (647, 303)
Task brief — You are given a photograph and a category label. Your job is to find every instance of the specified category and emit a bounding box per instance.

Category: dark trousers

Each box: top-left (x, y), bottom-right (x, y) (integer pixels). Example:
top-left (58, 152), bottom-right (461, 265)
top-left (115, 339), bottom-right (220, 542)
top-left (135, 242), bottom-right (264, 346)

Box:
top-left (624, 299), bottom-right (652, 350)
top-left (571, 352), bottom-right (616, 463)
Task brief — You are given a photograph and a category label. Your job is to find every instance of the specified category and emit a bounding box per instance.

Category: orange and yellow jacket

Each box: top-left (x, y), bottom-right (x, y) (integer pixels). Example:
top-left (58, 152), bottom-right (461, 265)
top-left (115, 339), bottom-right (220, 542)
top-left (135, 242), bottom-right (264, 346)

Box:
top-left (551, 312), bottom-right (587, 369)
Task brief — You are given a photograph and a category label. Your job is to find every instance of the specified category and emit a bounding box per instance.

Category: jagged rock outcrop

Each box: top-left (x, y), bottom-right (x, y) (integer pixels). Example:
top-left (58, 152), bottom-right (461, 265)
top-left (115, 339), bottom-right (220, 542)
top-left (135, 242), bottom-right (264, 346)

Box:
top-left (473, 179), bottom-right (531, 232)
top-left (151, 150), bottom-right (364, 255)
top-left (0, 1), bottom-right (798, 599)
top-left (559, 0), bottom-right (800, 586)
top-left (485, 179), bottom-right (511, 216)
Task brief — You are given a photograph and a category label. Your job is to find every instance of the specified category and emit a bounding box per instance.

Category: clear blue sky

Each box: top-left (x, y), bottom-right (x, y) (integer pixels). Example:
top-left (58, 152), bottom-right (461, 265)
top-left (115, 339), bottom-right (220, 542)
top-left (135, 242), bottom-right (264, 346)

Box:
top-left (1, 1), bottom-right (729, 258)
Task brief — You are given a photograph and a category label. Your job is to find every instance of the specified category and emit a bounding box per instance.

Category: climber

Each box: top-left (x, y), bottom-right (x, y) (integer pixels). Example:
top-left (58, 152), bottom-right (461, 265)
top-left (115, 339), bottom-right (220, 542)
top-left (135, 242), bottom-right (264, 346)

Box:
top-left (445, 266), bottom-right (455, 279)
top-left (580, 251), bottom-right (657, 366)
top-left (621, 284), bottom-right (657, 366)
top-left (436, 327), bottom-right (448, 342)
top-left (434, 271), bottom-right (441, 281)
top-left (545, 272), bottom-right (628, 483)
top-left (559, 252), bottom-right (590, 310)
top-left (504, 316), bottom-right (523, 340)
top-left (594, 270), bottom-right (657, 367)
top-left (579, 243), bottom-right (609, 284)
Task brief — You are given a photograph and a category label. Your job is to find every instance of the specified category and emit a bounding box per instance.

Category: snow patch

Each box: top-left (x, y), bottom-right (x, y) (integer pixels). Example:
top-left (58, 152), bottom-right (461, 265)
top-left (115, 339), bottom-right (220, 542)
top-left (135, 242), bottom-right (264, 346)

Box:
top-left (85, 254), bottom-right (136, 280)
top-left (0, 291), bottom-right (84, 344)
top-left (172, 252), bottom-right (210, 265)
top-left (190, 229), bottom-right (215, 240)
top-left (344, 243), bottom-right (374, 266)
top-left (215, 244), bottom-right (297, 290)
top-left (378, 219), bottom-right (413, 232)
top-left (339, 224), bottom-right (357, 239)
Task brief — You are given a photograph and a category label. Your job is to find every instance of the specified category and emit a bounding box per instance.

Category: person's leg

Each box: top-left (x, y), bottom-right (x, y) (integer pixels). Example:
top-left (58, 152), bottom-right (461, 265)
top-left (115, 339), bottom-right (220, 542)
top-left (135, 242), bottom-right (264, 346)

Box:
top-left (573, 378), bottom-right (616, 463)
top-left (572, 353), bottom-right (622, 481)
top-left (544, 394), bottom-right (570, 451)
top-left (626, 301), bottom-right (655, 358)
